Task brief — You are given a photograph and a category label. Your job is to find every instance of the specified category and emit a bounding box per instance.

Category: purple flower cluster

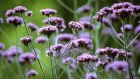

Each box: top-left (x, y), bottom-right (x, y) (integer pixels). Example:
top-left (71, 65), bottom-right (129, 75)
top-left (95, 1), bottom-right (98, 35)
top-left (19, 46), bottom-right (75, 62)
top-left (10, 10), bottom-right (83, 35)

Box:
top-left (43, 17), bottom-right (65, 31)
top-left (0, 42), bottom-right (5, 49)
top-left (3, 46), bottom-right (23, 62)
top-left (5, 6), bottom-right (28, 17)
top-left (40, 8), bottom-right (57, 16)
top-left (26, 69), bottom-right (38, 77)
top-left (79, 21), bottom-right (94, 30)
top-left (94, 2), bottom-right (140, 22)
top-left (39, 26), bottom-right (58, 37)
top-left (18, 52), bottom-right (36, 64)
top-left (69, 38), bottom-right (93, 49)
top-left (25, 11), bottom-right (33, 17)
top-left (46, 44), bottom-right (65, 56)
top-left (20, 36), bottom-right (32, 46)
top-left (68, 21), bottom-right (84, 30)
top-left (105, 61), bottom-right (128, 73)
top-left (86, 73), bottom-right (97, 79)
top-left (77, 53), bottom-right (98, 62)
top-left (27, 23), bottom-right (38, 32)
top-left (96, 47), bottom-right (132, 58)
top-left (121, 24), bottom-right (133, 32)
top-left (6, 16), bottom-right (24, 26)
top-left (57, 33), bottom-right (76, 42)
top-left (35, 36), bottom-right (48, 44)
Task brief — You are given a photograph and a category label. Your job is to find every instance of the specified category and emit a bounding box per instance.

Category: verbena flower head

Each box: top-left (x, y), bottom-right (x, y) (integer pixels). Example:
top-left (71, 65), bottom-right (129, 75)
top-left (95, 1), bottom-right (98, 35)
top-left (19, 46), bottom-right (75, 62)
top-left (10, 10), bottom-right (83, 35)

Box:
top-left (0, 42), bottom-right (5, 49)
top-left (13, 6), bottom-right (27, 13)
top-left (134, 25), bottom-right (140, 34)
top-left (79, 21), bottom-right (94, 30)
top-left (6, 16), bottom-right (24, 26)
top-left (39, 26), bottom-right (58, 37)
top-left (77, 53), bottom-right (98, 62)
top-left (43, 17), bottom-right (65, 31)
top-left (101, 17), bottom-right (111, 26)
top-left (77, 5), bottom-right (93, 13)
top-left (86, 73), bottom-right (97, 79)
top-left (0, 18), bottom-right (4, 24)
top-left (105, 61), bottom-right (128, 73)
top-left (69, 38), bottom-right (93, 49)
top-left (40, 8), bottom-right (57, 16)
top-left (20, 36), bottom-right (32, 46)
top-left (35, 36), bottom-right (48, 44)
top-left (25, 10), bottom-right (33, 16)
top-left (26, 69), bottom-right (38, 77)
top-left (18, 53), bottom-right (36, 64)
top-left (57, 33), bottom-right (76, 42)
top-left (121, 24), bottom-right (133, 32)
top-left (27, 23), bottom-right (38, 32)
top-left (62, 57), bottom-right (76, 64)
top-left (117, 33), bottom-right (124, 39)
top-left (68, 21), bottom-right (84, 30)
top-left (5, 9), bottom-right (15, 17)
top-left (46, 44), bottom-right (65, 56)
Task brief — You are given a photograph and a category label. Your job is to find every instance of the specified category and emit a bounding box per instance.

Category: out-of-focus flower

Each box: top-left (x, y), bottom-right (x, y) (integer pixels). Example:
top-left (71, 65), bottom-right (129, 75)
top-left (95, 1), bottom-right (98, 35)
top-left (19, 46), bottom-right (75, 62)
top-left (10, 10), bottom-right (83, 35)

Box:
top-left (40, 8), bottom-right (57, 16)
top-left (0, 42), bottom-right (5, 49)
top-left (6, 16), bottom-right (24, 26)
top-left (77, 53), bottom-right (98, 62)
top-left (101, 17), bottom-right (111, 26)
top-left (18, 53), bottom-right (36, 64)
top-left (121, 24), bottom-right (133, 32)
top-left (78, 32), bottom-right (91, 39)
top-left (26, 69), bottom-right (38, 77)
top-left (134, 25), bottom-right (140, 34)
top-left (68, 21), bottom-right (84, 30)
top-left (20, 36), bottom-right (32, 46)
top-left (0, 18), bottom-right (4, 24)
top-left (77, 5), bottom-right (93, 13)
top-left (57, 33), bottom-right (76, 42)
top-left (79, 16), bottom-right (91, 22)
top-left (43, 17), bottom-right (65, 31)
top-left (39, 26), bottom-right (58, 37)
top-left (27, 23), bottom-right (38, 32)
top-left (105, 61), bottom-right (128, 73)
top-left (102, 27), bottom-right (113, 36)
top-left (117, 33), bottom-right (124, 39)
top-left (13, 6), bottom-right (27, 13)
top-left (25, 10), bottom-right (33, 16)
top-left (5, 9), bottom-right (15, 17)
top-left (35, 36), bottom-right (48, 44)
top-left (86, 73), bottom-right (97, 79)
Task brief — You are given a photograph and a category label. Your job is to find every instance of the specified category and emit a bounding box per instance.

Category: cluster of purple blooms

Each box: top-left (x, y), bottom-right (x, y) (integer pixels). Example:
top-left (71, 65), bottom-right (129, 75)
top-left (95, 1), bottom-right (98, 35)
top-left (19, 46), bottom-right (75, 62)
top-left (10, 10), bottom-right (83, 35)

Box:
top-left (94, 2), bottom-right (140, 22)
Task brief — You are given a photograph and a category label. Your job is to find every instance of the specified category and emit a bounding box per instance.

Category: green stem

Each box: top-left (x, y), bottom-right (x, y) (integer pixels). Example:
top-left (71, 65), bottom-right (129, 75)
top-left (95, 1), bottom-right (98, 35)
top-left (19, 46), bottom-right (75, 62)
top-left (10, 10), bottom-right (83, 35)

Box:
top-left (74, 0), bottom-right (77, 21)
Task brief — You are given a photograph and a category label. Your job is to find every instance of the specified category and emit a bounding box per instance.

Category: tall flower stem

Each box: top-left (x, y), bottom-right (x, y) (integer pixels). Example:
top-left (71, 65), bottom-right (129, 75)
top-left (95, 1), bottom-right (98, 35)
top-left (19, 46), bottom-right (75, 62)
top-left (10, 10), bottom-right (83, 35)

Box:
top-left (74, 0), bottom-right (77, 21)
top-left (21, 15), bottom-right (47, 79)
top-left (15, 27), bottom-right (24, 79)
top-left (121, 20), bottom-right (133, 79)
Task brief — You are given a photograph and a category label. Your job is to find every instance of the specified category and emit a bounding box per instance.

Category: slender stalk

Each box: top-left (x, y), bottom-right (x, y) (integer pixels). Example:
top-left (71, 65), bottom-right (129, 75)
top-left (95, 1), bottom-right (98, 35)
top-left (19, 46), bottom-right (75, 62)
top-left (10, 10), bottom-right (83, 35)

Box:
top-left (15, 27), bottom-right (24, 79)
top-left (56, 0), bottom-right (74, 14)
top-left (48, 38), bottom-right (55, 79)
top-left (21, 15), bottom-right (47, 79)
top-left (74, 0), bottom-right (77, 21)
top-left (121, 20), bottom-right (133, 79)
